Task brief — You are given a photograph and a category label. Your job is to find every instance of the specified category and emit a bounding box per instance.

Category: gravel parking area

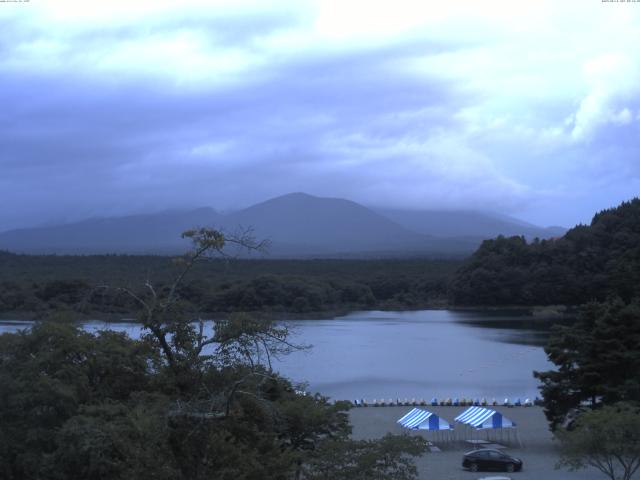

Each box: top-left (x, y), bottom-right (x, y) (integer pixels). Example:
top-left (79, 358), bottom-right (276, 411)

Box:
top-left (349, 406), bottom-right (609, 480)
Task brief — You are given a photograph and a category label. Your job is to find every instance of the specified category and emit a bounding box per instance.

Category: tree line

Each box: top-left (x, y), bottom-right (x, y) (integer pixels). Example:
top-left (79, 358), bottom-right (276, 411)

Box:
top-left (0, 254), bottom-right (457, 318)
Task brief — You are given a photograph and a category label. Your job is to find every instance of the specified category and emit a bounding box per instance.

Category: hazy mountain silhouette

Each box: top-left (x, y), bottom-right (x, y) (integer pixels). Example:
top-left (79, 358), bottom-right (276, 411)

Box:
top-left (376, 208), bottom-right (565, 239)
top-left (0, 193), bottom-right (563, 256)
top-left (0, 208), bottom-right (221, 254)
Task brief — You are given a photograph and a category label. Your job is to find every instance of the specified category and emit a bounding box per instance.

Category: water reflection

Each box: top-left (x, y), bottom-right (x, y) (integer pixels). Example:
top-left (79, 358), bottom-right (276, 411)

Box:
top-left (450, 310), bottom-right (574, 347)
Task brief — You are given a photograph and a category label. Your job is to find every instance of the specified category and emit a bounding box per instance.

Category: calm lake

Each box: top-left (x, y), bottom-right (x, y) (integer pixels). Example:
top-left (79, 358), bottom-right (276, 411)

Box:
top-left (0, 309), bottom-right (559, 401)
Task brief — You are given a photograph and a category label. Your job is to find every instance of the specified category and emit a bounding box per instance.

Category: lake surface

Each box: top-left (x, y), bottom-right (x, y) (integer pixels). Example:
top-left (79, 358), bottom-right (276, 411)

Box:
top-left (0, 309), bottom-right (559, 401)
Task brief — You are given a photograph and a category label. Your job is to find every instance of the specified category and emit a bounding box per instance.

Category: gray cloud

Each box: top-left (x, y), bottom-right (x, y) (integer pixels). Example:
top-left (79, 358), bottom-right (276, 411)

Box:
top-left (1, 2), bottom-right (639, 231)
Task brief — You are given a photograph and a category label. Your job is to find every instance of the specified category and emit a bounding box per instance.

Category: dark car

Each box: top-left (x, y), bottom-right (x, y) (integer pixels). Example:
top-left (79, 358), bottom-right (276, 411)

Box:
top-left (462, 449), bottom-right (523, 472)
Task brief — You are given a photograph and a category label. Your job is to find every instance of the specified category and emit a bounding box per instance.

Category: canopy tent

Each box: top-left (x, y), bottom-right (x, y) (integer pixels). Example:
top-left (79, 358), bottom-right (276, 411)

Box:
top-left (397, 408), bottom-right (454, 445)
top-left (454, 406), bottom-right (521, 447)
top-left (454, 406), bottom-right (516, 429)
top-left (397, 408), bottom-right (453, 430)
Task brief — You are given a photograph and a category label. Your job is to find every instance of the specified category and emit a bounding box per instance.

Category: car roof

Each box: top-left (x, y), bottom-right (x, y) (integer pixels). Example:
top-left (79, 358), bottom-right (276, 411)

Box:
top-left (465, 448), bottom-right (505, 455)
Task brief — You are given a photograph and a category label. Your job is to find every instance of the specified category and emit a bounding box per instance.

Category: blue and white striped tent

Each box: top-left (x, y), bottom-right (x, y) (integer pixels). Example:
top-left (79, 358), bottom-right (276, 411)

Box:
top-left (397, 408), bottom-right (453, 430)
top-left (454, 406), bottom-right (516, 429)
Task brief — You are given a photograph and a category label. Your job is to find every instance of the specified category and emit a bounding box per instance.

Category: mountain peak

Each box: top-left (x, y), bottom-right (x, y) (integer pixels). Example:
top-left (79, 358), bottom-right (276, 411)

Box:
top-left (278, 192), bottom-right (316, 200)
top-left (258, 192), bottom-right (343, 204)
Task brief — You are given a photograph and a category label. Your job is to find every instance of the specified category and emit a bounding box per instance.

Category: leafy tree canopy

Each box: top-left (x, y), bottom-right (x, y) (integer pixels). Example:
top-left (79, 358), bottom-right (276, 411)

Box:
top-left (450, 198), bottom-right (640, 306)
top-left (0, 228), bottom-right (428, 479)
top-left (557, 402), bottom-right (640, 480)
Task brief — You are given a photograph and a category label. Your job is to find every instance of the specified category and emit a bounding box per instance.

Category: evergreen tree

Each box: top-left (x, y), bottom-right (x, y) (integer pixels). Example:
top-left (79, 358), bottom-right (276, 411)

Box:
top-left (534, 298), bottom-right (640, 430)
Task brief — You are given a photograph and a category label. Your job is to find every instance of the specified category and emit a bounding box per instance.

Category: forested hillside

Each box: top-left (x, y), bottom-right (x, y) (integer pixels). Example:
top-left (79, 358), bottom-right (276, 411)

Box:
top-left (449, 198), bottom-right (640, 306)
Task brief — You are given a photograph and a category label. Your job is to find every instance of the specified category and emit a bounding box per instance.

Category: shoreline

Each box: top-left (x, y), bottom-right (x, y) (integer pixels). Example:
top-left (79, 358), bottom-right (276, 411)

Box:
top-left (0, 304), bottom-right (577, 323)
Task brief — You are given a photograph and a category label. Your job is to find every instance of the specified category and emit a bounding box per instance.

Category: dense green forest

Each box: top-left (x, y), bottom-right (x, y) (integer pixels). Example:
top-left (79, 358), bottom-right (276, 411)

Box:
top-left (0, 229), bottom-right (428, 480)
top-left (0, 253), bottom-right (459, 318)
top-left (449, 198), bottom-right (640, 306)
top-left (0, 321), bottom-right (428, 480)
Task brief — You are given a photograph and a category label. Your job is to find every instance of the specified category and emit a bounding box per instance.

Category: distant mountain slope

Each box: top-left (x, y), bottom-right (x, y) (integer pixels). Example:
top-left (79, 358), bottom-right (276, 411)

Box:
top-left (0, 193), bottom-right (478, 256)
top-left (0, 208), bottom-right (221, 254)
top-left (449, 198), bottom-right (640, 306)
top-left (223, 193), bottom-right (438, 254)
top-left (0, 193), bottom-right (562, 257)
top-left (376, 208), bottom-right (565, 239)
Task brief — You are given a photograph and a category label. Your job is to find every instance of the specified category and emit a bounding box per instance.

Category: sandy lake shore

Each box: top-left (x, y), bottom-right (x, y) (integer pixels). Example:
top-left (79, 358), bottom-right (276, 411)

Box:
top-left (349, 406), bottom-right (609, 480)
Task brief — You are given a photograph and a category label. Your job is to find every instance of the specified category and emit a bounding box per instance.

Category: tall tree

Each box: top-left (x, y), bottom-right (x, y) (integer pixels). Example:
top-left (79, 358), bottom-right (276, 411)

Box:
top-left (534, 298), bottom-right (640, 430)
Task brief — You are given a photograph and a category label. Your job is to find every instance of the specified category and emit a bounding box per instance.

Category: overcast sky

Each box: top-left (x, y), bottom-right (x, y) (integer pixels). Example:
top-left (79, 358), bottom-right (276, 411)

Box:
top-left (1, 0), bottom-right (639, 231)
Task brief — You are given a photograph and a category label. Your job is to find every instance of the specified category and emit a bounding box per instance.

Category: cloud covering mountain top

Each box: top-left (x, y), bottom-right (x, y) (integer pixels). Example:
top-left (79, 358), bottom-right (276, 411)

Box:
top-left (1, 0), bottom-right (638, 231)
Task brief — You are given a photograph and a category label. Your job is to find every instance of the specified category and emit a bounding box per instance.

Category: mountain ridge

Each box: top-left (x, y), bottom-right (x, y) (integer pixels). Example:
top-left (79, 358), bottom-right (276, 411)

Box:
top-left (0, 193), bottom-right (565, 257)
top-left (375, 207), bottom-right (565, 239)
